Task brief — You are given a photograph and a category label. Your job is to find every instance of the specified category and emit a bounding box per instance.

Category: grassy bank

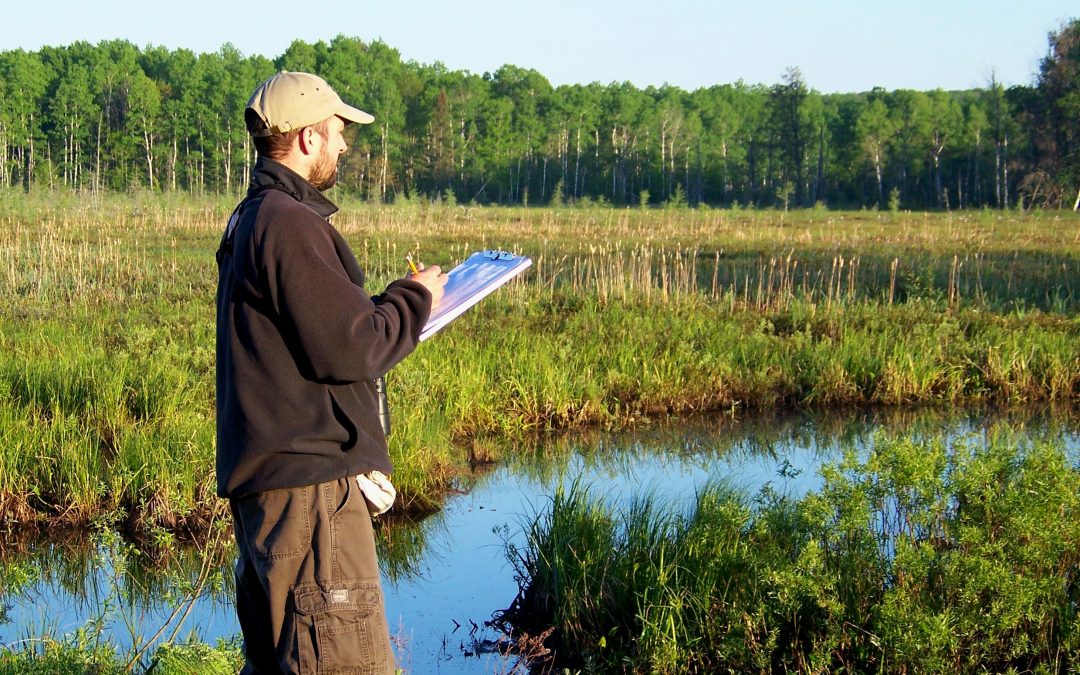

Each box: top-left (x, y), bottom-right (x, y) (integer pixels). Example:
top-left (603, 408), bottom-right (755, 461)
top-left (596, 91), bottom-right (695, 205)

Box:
top-left (0, 191), bottom-right (1077, 532)
top-left (498, 432), bottom-right (1080, 673)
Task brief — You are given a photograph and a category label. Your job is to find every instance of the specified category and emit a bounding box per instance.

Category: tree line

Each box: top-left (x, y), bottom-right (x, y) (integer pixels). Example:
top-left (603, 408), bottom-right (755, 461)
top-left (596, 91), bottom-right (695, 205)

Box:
top-left (1, 20), bottom-right (1078, 209)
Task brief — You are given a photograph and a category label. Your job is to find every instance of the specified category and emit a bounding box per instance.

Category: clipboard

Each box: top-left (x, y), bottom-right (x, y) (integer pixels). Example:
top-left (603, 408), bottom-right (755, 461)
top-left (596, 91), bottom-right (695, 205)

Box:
top-left (419, 250), bottom-right (532, 341)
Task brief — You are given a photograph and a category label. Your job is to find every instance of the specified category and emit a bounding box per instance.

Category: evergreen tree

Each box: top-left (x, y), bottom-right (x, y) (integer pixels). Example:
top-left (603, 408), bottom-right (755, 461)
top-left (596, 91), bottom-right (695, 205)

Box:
top-left (1036, 18), bottom-right (1080, 205)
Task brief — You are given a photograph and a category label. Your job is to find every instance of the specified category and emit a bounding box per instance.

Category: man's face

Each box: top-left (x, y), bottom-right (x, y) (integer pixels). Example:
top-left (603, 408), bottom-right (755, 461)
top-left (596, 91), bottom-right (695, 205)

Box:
top-left (308, 116), bottom-right (349, 191)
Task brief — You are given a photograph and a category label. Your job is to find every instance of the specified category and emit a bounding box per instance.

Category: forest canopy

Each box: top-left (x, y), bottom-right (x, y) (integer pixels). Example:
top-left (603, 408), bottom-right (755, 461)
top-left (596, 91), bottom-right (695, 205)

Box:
top-left (1, 19), bottom-right (1078, 209)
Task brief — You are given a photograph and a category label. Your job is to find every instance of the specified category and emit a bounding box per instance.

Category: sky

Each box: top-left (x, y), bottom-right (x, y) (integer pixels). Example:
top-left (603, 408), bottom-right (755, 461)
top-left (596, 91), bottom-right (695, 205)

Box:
top-left (2, 0), bottom-right (1076, 93)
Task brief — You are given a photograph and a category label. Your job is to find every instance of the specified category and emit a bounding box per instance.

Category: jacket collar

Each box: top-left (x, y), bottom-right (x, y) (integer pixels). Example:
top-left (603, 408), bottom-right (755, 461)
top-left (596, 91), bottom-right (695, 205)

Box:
top-left (247, 157), bottom-right (339, 219)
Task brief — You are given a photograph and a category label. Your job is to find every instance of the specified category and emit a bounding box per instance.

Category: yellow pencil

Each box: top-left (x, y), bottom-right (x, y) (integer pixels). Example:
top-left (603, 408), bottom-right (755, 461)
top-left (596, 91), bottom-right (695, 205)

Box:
top-left (405, 254), bottom-right (420, 275)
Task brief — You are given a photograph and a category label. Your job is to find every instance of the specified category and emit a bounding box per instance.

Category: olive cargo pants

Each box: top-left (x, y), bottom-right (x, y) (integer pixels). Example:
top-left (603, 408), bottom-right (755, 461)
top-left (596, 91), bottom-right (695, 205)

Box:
top-left (229, 476), bottom-right (394, 674)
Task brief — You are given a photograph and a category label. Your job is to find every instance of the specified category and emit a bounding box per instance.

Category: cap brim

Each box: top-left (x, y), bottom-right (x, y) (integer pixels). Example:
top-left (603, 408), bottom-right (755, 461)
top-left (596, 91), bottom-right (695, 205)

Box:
top-left (338, 102), bottom-right (375, 125)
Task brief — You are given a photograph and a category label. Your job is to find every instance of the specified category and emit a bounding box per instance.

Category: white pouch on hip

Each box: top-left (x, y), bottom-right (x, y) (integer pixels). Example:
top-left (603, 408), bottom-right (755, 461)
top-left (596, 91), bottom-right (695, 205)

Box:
top-left (356, 470), bottom-right (397, 516)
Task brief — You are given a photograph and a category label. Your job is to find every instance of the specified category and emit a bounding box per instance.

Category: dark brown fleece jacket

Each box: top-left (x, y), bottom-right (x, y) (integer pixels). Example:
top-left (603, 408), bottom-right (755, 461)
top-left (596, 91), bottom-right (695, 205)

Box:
top-left (215, 158), bottom-right (431, 498)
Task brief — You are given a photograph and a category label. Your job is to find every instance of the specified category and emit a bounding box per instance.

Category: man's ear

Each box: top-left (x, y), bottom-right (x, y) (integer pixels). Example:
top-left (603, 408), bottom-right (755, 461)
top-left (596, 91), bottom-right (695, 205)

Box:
top-left (297, 126), bottom-right (319, 156)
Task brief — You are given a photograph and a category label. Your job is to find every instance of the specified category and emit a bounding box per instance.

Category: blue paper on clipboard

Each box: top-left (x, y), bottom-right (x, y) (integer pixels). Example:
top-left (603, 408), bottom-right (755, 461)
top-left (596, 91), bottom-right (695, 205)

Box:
top-left (419, 250), bottom-right (532, 341)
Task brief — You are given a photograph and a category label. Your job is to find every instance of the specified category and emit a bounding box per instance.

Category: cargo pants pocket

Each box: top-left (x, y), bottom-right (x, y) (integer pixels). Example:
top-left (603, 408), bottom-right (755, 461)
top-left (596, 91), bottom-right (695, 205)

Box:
top-left (293, 579), bottom-right (390, 675)
top-left (236, 485), bottom-right (312, 562)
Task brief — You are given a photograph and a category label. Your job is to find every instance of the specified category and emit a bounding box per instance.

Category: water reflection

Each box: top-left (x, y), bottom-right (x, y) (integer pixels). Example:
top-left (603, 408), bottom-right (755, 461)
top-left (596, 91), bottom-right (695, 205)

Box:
top-left (1, 406), bottom-right (1077, 673)
top-left (466, 404), bottom-right (1078, 501)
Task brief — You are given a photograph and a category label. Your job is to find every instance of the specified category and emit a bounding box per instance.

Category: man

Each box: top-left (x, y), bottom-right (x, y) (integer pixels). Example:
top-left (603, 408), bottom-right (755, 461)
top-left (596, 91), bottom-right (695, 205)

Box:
top-left (216, 71), bottom-right (446, 674)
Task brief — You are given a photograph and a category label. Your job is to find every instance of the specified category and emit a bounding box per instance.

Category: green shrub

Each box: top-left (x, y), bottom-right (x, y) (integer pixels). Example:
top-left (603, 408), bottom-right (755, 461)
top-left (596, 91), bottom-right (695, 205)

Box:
top-left (501, 432), bottom-right (1080, 673)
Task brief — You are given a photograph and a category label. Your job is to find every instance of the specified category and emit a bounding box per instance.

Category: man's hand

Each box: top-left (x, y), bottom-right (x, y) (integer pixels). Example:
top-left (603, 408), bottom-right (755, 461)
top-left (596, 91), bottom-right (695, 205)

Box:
top-left (408, 265), bottom-right (448, 309)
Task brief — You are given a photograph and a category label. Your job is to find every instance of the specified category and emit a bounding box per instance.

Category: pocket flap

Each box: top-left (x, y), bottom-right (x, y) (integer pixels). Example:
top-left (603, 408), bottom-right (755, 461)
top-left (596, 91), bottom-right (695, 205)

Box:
top-left (293, 579), bottom-right (380, 616)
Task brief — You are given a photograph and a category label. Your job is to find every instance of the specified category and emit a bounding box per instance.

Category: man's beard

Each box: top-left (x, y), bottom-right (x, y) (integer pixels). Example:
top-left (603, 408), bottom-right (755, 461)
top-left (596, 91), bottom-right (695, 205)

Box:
top-left (309, 148), bottom-right (339, 191)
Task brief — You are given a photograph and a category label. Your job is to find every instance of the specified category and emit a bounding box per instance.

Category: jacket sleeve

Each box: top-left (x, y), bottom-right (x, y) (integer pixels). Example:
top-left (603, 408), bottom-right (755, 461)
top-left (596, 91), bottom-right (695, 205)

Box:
top-left (259, 202), bottom-right (431, 383)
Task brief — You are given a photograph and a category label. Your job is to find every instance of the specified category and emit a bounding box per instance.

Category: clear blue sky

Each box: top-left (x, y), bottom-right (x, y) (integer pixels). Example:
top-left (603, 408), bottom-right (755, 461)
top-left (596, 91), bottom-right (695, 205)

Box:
top-left (3, 0), bottom-right (1076, 93)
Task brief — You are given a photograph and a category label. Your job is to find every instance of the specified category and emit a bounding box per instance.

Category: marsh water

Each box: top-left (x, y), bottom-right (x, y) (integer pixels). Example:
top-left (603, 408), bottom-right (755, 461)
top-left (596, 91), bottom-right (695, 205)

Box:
top-left (2, 407), bottom-right (1078, 673)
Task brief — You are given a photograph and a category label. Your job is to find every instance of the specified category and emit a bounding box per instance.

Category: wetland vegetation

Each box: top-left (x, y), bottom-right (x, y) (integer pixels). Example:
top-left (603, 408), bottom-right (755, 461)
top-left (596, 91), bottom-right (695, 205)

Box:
top-left (1, 193), bottom-right (1076, 533)
top-left (500, 430), bottom-right (1080, 673)
top-left (0, 191), bottom-right (1077, 672)
top-left (2, 408), bottom-right (1076, 674)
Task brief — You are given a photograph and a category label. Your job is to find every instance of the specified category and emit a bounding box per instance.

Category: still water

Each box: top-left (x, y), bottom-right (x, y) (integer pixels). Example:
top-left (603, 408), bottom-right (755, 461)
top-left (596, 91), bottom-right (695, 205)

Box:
top-left (2, 408), bottom-right (1077, 673)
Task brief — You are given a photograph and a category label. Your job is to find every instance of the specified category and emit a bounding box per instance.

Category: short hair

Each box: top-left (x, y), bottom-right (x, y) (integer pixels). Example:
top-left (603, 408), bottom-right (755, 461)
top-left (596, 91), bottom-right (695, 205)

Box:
top-left (245, 109), bottom-right (329, 160)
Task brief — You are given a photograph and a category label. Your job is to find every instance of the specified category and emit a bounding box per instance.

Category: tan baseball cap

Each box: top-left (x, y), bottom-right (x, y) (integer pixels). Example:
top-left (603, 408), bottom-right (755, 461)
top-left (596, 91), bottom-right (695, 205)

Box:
top-left (246, 71), bottom-right (374, 137)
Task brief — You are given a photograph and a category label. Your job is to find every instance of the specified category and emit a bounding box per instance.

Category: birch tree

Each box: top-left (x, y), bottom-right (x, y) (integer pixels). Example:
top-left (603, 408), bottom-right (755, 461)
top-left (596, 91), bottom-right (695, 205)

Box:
top-left (856, 98), bottom-right (896, 206)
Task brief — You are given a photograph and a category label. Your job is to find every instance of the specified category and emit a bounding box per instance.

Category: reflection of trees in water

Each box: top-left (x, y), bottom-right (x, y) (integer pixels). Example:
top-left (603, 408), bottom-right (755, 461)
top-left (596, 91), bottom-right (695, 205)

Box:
top-left (375, 510), bottom-right (449, 584)
top-left (462, 403), bottom-right (1079, 491)
top-left (0, 512), bottom-right (447, 626)
top-left (0, 518), bottom-right (442, 617)
top-left (1, 525), bottom-right (234, 607)
top-left (0, 521), bottom-right (236, 665)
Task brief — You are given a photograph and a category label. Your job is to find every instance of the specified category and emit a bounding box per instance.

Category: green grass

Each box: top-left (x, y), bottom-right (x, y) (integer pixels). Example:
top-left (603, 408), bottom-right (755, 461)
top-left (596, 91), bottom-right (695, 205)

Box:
top-left (0, 190), bottom-right (1077, 532)
top-left (0, 636), bottom-right (243, 675)
top-left (498, 431), bottom-right (1080, 673)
